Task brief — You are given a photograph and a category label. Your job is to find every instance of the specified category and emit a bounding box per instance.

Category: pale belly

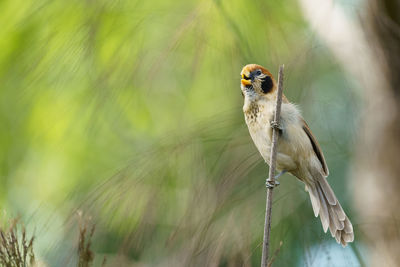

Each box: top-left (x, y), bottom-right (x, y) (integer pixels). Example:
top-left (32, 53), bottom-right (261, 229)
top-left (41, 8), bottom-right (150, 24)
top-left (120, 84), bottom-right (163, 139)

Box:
top-left (243, 100), bottom-right (322, 185)
top-left (248, 122), bottom-right (297, 172)
top-left (244, 102), bottom-right (304, 173)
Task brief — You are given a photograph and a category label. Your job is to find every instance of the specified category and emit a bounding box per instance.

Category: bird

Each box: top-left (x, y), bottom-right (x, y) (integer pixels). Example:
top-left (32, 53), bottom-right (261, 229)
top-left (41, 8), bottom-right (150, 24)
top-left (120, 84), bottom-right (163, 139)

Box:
top-left (240, 63), bottom-right (354, 246)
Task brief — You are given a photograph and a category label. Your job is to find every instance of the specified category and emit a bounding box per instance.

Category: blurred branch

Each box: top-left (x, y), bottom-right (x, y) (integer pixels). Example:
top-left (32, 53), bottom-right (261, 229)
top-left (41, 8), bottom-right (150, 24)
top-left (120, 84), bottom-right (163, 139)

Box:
top-left (267, 241), bottom-right (283, 267)
top-left (261, 65), bottom-right (284, 267)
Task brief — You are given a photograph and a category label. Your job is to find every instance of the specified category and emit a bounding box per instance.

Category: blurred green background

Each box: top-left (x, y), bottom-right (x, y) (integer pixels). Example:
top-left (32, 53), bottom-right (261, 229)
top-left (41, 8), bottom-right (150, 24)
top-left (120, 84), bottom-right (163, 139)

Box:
top-left (0, 0), bottom-right (365, 266)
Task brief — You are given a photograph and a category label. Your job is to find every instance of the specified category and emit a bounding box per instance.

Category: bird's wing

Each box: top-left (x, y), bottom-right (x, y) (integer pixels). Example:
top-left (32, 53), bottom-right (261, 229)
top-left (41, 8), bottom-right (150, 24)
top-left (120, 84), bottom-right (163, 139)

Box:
top-left (301, 118), bottom-right (329, 176)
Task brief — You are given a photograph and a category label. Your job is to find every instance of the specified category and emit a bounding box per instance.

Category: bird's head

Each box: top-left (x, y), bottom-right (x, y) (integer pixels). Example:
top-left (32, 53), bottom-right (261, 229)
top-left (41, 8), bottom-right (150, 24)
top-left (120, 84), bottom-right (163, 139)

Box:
top-left (240, 64), bottom-right (276, 99)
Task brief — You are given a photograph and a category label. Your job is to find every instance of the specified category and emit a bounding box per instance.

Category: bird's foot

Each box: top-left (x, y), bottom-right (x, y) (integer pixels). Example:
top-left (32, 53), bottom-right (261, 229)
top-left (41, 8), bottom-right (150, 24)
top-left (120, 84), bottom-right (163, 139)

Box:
top-left (266, 170), bottom-right (287, 189)
top-left (270, 120), bottom-right (282, 130)
top-left (266, 179), bottom-right (280, 189)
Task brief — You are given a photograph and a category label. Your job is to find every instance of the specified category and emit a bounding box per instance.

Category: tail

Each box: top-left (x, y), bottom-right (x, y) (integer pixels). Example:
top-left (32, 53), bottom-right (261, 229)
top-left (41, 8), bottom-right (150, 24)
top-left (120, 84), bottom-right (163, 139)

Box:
top-left (305, 176), bottom-right (354, 247)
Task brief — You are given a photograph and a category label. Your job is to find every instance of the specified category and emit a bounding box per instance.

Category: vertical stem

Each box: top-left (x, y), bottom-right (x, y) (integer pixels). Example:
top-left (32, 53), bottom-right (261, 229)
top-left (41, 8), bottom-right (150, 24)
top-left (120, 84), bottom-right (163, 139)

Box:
top-left (261, 65), bottom-right (284, 267)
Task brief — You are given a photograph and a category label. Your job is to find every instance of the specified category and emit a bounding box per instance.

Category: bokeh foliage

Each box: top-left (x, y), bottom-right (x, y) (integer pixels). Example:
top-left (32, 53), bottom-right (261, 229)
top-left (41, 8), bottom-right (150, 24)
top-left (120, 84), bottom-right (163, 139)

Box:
top-left (0, 0), bottom-right (363, 266)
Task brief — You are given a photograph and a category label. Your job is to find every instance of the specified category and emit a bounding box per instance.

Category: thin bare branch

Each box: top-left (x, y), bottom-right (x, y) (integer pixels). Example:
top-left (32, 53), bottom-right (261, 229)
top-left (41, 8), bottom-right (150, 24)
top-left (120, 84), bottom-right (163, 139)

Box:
top-left (261, 65), bottom-right (285, 267)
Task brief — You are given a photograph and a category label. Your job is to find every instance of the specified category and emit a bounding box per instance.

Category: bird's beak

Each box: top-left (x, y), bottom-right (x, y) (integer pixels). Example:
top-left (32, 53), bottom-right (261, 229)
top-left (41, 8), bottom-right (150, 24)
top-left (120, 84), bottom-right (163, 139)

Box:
top-left (241, 73), bottom-right (252, 86)
top-left (241, 79), bottom-right (251, 86)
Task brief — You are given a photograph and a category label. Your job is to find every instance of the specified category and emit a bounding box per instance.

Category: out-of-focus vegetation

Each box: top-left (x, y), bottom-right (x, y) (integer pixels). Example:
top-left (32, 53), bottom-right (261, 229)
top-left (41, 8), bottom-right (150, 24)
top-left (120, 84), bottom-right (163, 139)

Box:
top-left (0, 0), bottom-right (365, 266)
top-left (0, 220), bottom-right (35, 267)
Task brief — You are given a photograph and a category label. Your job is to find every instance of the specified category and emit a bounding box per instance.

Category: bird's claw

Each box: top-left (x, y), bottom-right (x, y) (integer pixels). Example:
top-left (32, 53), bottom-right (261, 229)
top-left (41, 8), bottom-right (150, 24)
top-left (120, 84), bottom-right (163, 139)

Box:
top-left (270, 121), bottom-right (282, 130)
top-left (266, 179), bottom-right (280, 189)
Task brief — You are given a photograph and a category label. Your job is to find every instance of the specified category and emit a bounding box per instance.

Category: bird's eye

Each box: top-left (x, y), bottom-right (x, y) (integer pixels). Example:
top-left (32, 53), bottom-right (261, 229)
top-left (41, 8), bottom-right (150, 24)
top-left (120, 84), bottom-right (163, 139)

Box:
top-left (242, 74), bottom-right (250, 80)
top-left (256, 70), bottom-right (262, 75)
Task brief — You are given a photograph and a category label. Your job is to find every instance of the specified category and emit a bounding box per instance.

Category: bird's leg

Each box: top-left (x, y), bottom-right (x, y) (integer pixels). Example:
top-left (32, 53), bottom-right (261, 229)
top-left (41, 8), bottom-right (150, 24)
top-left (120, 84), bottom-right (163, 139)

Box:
top-left (266, 170), bottom-right (287, 189)
top-left (274, 170), bottom-right (287, 180)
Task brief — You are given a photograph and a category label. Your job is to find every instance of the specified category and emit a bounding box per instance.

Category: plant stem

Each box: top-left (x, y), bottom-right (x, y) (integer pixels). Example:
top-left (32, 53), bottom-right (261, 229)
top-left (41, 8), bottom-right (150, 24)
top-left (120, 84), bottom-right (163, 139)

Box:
top-left (261, 65), bottom-right (284, 267)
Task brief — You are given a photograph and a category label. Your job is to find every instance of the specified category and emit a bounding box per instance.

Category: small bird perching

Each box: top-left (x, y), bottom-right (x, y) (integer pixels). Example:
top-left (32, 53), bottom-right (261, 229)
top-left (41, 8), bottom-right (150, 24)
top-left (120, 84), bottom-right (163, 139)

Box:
top-left (241, 61), bottom-right (353, 265)
top-left (261, 65), bottom-right (284, 267)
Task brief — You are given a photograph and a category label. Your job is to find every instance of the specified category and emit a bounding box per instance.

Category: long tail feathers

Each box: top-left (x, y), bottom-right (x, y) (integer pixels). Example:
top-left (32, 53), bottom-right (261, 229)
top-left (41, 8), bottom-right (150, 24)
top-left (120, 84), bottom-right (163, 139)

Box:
top-left (306, 177), bottom-right (354, 247)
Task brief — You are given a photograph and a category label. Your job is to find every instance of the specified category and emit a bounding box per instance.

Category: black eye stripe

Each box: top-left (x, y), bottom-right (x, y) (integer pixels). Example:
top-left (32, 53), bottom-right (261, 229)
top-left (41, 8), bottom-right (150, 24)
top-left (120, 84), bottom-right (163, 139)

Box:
top-left (242, 74), bottom-right (250, 80)
top-left (261, 76), bottom-right (273, 94)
